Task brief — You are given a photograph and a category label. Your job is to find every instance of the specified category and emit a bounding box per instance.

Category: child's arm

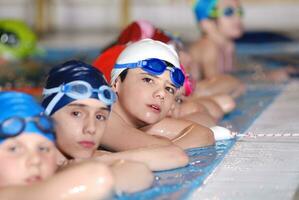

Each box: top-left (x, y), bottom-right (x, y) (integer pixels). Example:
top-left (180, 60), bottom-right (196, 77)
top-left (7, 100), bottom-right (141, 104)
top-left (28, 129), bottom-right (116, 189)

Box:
top-left (196, 74), bottom-right (246, 98)
top-left (94, 145), bottom-right (189, 171)
top-left (0, 161), bottom-right (114, 200)
top-left (110, 160), bottom-right (154, 194)
top-left (143, 118), bottom-right (215, 149)
top-left (101, 114), bottom-right (172, 152)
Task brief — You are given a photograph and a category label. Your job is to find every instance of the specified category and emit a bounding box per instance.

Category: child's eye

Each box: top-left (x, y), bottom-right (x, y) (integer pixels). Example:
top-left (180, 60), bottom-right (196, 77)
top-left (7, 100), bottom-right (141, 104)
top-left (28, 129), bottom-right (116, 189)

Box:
top-left (142, 77), bottom-right (154, 84)
top-left (96, 114), bottom-right (107, 121)
top-left (38, 146), bottom-right (51, 153)
top-left (6, 145), bottom-right (22, 154)
top-left (165, 86), bottom-right (176, 95)
top-left (71, 111), bottom-right (81, 117)
top-left (175, 97), bottom-right (183, 104)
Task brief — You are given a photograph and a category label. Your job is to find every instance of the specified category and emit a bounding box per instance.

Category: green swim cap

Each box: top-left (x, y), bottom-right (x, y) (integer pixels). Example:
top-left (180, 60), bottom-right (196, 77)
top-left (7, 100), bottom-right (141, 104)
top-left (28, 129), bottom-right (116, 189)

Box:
top-left (0, 19), bottom-right (37, 60)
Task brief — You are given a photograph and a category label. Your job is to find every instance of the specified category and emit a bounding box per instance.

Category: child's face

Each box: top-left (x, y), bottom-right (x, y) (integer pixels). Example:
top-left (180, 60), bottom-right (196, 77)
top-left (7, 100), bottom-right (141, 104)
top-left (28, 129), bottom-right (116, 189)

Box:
top-left (0, 134), bottom-right (57, 187)
top-left (52, 98), bottom-right (109, 159)
top-left (115, 68), bottom-right (178, 127)
top-left (167, 87), bottom-right (185, 118)
top-left (217, 0), bottom-right (244, 40)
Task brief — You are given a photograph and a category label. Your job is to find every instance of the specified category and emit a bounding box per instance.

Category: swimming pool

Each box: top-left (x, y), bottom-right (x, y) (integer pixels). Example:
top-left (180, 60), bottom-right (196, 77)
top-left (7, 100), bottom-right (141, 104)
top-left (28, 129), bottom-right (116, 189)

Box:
top-left (1, 33), bottom-right (298, 200)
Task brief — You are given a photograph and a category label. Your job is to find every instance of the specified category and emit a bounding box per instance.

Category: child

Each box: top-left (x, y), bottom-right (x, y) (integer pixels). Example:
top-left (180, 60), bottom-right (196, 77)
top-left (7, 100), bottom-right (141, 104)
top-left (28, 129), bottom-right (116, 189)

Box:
top-left (0, 91), bottom-right (114, 200)
top-left (114, 20), bottom-right (237, 117)
top-left (42, 60), bottom-right (188, 192)
top-left (190, 0), bottom-right (293, 83)
top-left (189, 0), bottom-right (248, 99)
top-left (95, 29), bottom-right (238, 135)
top-left (190, 0), bottom-right (243, 77)
top-left (96, 39), bottom-right (215, 150)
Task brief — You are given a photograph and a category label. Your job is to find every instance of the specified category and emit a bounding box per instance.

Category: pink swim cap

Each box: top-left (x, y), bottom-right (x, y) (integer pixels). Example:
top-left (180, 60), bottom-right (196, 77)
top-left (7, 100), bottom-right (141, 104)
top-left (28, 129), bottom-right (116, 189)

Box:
top-left (180, 64), bottom-right (194, 96)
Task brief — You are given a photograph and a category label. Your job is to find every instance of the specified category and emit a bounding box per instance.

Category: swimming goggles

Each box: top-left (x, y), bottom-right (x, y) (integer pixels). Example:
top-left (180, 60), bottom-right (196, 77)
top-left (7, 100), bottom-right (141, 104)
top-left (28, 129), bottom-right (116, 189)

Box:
top-left (114, 58), bottom-right (185, 88)
top-left (0, 28), bottom-right (19, 47)
top-left (0, 114), bottom-right (53, 139)
top-left (43, 80), bottom-right (116, 115)
top-left (210, 6), bottom-right (244, 18)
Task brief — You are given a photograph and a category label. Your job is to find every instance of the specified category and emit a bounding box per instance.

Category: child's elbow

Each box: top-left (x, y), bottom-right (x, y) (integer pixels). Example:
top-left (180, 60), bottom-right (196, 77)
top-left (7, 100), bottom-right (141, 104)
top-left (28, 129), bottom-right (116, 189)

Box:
top-left (169, 145), bottom-right (189, 168)
top-left (113, 161), bottom-right (154, 194)
top-left (206, 127), bottom-right (216, 144)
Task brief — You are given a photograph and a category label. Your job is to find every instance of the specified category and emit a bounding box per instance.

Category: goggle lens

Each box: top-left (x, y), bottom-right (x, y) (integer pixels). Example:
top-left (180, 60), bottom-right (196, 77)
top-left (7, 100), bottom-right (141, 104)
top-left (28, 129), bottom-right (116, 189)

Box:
top-left (223, 7), bottom-right (243, 17)
top-left (172, 68), bottom-right (185, 87)
top-left (0, 115), bottom-right (53, 139)
top-left (142, 59), bottom-right (185, 87)
top-left (1, 118), bottom-right (23, 137)
top-left (103, 89), bottom-right (112, 100)
top-left (65, 83), bottom-right (90, 99)
top-left (36, 116), bottom-right (53, 133)
top-left (143, 59), bottom-right (166, 74)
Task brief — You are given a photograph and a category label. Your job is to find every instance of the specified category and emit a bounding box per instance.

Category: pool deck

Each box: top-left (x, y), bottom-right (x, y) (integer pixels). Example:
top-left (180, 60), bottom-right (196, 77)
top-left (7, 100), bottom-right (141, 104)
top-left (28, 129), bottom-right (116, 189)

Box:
top-left (189, 80), bottom-right (299, 200)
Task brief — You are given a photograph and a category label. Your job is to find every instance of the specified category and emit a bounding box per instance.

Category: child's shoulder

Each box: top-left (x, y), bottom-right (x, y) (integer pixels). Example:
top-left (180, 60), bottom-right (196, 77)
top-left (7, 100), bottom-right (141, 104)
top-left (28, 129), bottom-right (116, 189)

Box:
top-left (190, 36), bottom-right (218, 55)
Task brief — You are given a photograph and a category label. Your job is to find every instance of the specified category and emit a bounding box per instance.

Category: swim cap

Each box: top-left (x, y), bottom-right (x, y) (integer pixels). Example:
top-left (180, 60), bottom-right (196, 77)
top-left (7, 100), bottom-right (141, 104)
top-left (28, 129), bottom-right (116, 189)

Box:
top-left (0, 19), bottom-right (37, 60)
top-left (118, 20), bottom-right (155, 44)
top-left (180, 64), bottom-right (193, 96)
top-left (118, 20), bottom-right (180, 47)
top-left (111, 39), bottom-right (180, 84)
top-left (42, 60), bottom-right (115, 116)
top-left (0, 91), bottom-right (54, 144)
top-left (93, 45), bottom-right (126, 83)
top-left (192, 0), bottom-right (218, 22)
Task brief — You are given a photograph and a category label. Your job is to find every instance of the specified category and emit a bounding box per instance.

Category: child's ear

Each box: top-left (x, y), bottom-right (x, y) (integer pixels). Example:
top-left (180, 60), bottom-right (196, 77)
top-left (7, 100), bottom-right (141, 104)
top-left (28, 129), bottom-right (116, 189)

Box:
top-left (112, 77), bottom-right (120, 92)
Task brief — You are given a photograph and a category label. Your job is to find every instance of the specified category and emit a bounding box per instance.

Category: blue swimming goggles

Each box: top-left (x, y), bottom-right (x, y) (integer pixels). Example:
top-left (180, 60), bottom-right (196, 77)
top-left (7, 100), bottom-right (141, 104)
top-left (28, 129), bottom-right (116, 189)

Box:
top-left (210, 6), bottom-right (244, 18)
top-left (43, 80), bottom-right (116, 115)
top-left (114, 58), bottom-right (185, 88)
top-left (0, 114), bottom-right (53, 139)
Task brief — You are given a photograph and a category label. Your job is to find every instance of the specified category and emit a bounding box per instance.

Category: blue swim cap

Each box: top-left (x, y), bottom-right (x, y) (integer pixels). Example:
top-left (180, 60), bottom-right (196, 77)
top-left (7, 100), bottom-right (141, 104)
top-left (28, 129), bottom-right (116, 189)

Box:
top-left (0, 91), bottom-right (55, 144)
top-left (192, 0), bottom-right (218, 22)
top-left (42, 60), bottom-right (114, 116)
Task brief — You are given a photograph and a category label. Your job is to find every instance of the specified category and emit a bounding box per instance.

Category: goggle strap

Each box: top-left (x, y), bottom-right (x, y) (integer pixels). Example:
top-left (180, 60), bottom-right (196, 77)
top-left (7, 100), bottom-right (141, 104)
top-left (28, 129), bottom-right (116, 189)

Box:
top-left (114, 62), bottom-right (139, 69)
top-left (44, 92), bottom-right (64, 115)
top-left (166, 66), bottom-right (175, 72)
top-left (42, 87), bottom-right (60, 96)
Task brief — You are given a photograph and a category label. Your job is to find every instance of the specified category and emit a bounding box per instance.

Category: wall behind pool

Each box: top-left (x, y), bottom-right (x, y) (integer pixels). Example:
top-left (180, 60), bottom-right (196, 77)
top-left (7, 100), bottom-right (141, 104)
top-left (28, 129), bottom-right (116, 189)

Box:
top-left (0, 0), bottom-right (299, 42)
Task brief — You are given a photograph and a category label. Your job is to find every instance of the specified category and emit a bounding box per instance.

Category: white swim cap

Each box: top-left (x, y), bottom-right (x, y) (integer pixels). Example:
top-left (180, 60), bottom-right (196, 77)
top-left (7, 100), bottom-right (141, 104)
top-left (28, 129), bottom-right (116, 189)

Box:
top-left (111, 38), bottom-right (180, 84)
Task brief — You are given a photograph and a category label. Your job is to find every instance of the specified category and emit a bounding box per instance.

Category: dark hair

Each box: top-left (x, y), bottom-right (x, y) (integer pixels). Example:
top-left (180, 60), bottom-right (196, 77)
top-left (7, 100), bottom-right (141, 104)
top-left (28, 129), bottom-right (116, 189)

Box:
top-left (119, 68), bottom-right (129, 82)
